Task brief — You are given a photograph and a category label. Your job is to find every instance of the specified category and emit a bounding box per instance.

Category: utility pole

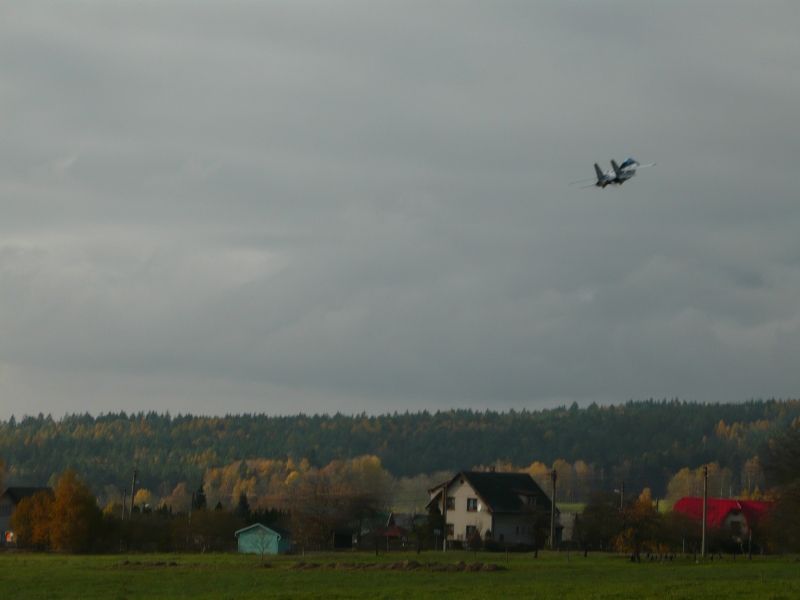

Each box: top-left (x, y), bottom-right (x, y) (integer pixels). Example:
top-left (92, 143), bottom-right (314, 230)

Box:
top-left (442, 485), bottom-right (447, 553)
top-left (188, 491), bottom-right (194, 551)
top-left (129, 467), bottom-right (138, 521)
top-left (120, 487), bottom-right (128, 552)
top-left (550, 468), bottom-right (557, 550)
top-left (701, 465), bottom-right (708, 557)
top-left (682, 526), bottom-right (686, 556)
top-left (619, 481), bottom-right (626, 552)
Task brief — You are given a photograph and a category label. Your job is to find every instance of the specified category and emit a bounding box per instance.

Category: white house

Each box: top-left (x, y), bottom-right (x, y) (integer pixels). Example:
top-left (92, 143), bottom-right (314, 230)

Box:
top-left (427, 471), bottom-right (556, 547)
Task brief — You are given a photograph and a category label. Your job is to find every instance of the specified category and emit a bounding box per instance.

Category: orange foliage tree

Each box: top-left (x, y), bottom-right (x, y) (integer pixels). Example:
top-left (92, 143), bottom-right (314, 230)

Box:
top-left (11, 489), bottom-right (54, 550)
top-left (614, 488), bottom-right (662, 556)
top-left (49, 469), bottom-right (103, 552)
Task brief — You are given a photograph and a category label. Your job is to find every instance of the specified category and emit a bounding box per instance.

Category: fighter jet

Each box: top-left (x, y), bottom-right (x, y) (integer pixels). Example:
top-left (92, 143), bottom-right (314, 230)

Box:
top-left (610, 158), bottom-right (656, 185)
top-left (571, 158), bottom-right (656, 189)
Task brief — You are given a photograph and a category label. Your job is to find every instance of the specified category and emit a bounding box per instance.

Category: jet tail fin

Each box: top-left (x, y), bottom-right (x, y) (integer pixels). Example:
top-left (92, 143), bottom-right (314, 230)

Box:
top-left (594, 163), bottom-right (604, 181)
top-left (610, 160), bottom-right (622, 177)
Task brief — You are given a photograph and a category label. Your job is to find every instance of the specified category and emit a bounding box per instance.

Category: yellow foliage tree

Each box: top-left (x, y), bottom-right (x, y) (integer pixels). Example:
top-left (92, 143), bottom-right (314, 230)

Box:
top-left (50, 469), bottom-right (103, 552)
top-left (613, 488), bottom-right (661, 555)
top-left (133, 488), bottom-right (154, 510)
top-left (163, 482), bottom-right (192, 514)
top-left (523, 461), bottom-right (551, 492)
top-left (665, 462), bottom-right (733, 507)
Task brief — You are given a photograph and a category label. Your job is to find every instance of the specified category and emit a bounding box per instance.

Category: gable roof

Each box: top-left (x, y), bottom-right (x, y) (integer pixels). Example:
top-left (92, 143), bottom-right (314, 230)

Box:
top-left (429, 471), bottom-right (552, 514)
top-left (234, 523), bottom-right (292, 538)
top-left (388, 512), bottom-right (427, 530)
top-left (673, 498), bottom-right (773, 529)
top-left (1, 487), bottom-right (52, 504)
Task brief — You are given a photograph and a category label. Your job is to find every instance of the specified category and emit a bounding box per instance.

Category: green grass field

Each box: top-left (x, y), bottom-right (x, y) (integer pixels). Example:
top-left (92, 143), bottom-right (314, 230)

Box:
top-left (1, 550), bottom-right (797, 599)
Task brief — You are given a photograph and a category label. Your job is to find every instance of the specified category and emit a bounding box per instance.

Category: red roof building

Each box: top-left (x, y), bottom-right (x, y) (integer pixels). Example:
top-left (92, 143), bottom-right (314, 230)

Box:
top-left (380, 525), bottom-right (408, 540)
top-left (673, 498), bottom-right (772, 537)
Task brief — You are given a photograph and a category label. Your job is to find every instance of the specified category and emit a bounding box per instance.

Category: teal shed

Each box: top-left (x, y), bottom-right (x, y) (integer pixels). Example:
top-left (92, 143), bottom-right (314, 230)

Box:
top-left (235, 523), bottom-right (292, 555)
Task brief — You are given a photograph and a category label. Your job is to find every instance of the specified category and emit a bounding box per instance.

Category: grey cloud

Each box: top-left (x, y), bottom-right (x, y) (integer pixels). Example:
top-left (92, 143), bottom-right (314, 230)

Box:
top-left (2, 2), bottom-right (800, 418)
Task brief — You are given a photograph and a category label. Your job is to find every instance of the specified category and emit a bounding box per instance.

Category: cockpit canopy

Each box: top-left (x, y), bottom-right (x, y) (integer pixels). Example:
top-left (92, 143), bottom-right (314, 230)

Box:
top-left (620, 158), bottom-right (637, 168)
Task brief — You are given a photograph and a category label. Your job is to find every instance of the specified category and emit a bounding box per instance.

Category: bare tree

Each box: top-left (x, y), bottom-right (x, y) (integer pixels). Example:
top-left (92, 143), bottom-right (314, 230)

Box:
top-left (251, 527), bottom-right (274, 565)
top-left (521, 500), bottom-right (550, 557)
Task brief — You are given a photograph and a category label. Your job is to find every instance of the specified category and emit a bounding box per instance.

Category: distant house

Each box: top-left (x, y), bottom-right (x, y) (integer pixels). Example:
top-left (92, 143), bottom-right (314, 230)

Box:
top-left (378, 512), bottom-right (427, 545)
top-left (426, 471), bottom-right (556, 546)
top-left (558, 511), bottom-right (580, 545)
top-left (0, 487), bottom-right (52, 546)
top-left (234, 523), bottom-right (292, 555)
top-left (673, 498), bottom-right (773, 537)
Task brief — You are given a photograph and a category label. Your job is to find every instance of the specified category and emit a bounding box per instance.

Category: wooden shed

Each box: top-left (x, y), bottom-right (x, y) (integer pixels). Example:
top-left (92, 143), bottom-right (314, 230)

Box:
top-left (234, 523), bottom-right (292, 555)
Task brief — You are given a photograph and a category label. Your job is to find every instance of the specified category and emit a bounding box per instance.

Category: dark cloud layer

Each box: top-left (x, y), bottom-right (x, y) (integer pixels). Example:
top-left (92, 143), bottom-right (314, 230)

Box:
top-left (2, 2), bottom-right (800, 418)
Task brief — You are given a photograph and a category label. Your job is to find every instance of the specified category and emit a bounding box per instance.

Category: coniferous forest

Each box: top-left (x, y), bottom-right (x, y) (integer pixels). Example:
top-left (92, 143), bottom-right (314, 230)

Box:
top-left (2, 399), bottom-right (798, 503)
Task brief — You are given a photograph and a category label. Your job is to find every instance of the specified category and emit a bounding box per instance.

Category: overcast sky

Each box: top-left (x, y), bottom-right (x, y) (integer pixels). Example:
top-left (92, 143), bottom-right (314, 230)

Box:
top-left (2, 1), bottom-right (799, 420)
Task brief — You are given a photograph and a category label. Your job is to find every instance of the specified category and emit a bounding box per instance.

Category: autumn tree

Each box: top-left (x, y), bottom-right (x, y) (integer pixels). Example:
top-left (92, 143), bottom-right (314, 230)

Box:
top-left (289, 456), bottom-right (391, 548)
top-left (163, 482), bottom-right (192, 514)
top-left (289, 467), bottom-right (340, 547)
top-left (11, 489), bottom-right (54, 550)
top-left (665, 462), bottom-right (732, 507)
top-left (658, 509), bottom-right (700, 554)
top-left (133, 488), bottom-right (154, 513)
top-left (190, 508), bottom-right (244, 552)
top-left (614, 488), bottom-right (661, 558)
top-left (50, 469), bottom-right (103, 552)
top-left (581, 490), bottom-right (623, 552)
top-left (741, 456), bottom-right (765, 495)
top-left (763, 421), bottom-right (800, 549)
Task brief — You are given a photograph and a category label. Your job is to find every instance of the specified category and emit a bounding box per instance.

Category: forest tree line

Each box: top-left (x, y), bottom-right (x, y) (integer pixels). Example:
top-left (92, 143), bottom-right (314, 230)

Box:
top-left (5, 425), bottom-right (799, 554)
top-left (1, 399), bottom-right (798, 502)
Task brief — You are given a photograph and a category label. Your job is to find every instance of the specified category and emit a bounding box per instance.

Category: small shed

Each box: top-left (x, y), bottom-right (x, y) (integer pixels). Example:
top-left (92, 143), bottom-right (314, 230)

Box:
top-left (235, 523), bottom-right (292, 555)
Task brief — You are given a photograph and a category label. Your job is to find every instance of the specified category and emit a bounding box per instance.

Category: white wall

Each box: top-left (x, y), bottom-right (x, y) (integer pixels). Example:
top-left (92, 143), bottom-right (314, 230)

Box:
top-left (431, 478), bottom-right (491, 541)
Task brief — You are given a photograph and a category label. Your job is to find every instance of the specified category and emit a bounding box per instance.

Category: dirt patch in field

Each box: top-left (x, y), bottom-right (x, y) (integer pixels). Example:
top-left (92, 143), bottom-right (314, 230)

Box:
top-left (112, 560), bottom-right (181, 569)
top-left (290, 560), bottom-right (504, 572)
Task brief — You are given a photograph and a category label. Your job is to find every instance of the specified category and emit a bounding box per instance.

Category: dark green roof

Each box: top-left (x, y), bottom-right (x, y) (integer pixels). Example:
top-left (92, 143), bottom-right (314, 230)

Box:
top-left (460, 471), bottom-right (552, 514)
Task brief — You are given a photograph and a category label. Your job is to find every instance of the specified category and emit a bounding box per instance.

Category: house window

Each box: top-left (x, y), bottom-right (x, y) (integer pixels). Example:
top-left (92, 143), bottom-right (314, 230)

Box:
top-left (466, 498), bottom-right (478, 512)
top-left (466, 525), bottom-right (477, 537)
top-left (446, 524), bottom-right (454, 537)
top-left (445, 496), bottom-right (455, 510)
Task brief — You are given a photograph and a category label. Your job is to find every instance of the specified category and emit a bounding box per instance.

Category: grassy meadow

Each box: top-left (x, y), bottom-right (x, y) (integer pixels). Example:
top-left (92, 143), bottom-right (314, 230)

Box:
top-left (1, 550), bottom-right (797, 599)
